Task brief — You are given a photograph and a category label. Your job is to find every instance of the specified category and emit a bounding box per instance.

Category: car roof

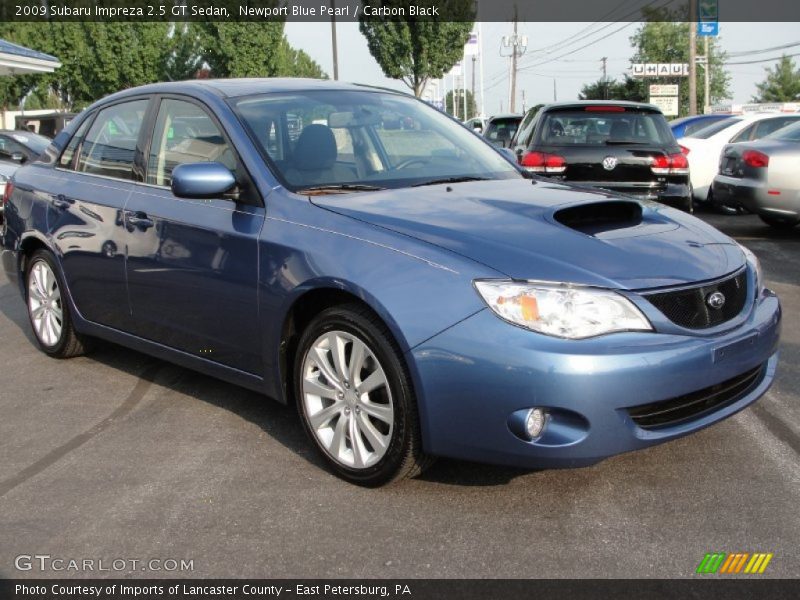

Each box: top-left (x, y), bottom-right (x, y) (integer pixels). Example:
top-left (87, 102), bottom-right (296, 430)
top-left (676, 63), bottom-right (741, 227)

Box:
top-left (541, 100), bottom-right (662, 112)
top-left (487, 114), bottom-right (522, 121)
top-left (90, 78), bottom-right (411, 106)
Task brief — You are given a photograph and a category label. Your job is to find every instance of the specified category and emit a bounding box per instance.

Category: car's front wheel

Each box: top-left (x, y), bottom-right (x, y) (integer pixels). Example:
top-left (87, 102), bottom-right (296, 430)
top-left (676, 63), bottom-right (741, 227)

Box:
top-left (25, 250), bottom-right (87, 358)
top-left (294, 304), bottom-right (431, 486)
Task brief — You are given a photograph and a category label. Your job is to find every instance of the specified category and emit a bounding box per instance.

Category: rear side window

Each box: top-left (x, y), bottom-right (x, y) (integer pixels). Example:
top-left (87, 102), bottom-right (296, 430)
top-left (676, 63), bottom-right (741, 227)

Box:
top-left (537, 110), bottom-right (674, 146)
top-left (77, 100), bottom-right (148, 180)
top-left (147, 98), bottom-right (236, 187)
top-left (689, 117), bottom-right (742, 139)
top-left (754, 117), bottom-right (799, 139)
top-left (58, 117), bottom-right (92, 169)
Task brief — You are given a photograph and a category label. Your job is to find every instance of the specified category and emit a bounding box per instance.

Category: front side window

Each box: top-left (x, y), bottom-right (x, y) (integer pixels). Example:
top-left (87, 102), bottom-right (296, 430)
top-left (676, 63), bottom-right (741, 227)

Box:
top-left (58, 117), bottom-right (93, 169)
top-left (689, 117), bottom-right (743, 139)
top-left (147, 98), bottom-right (236, 187)
top-left (754, 117), bottom-right (799, 139)
top-left (0, 135), bottom-right (27, 162)
top-left (77, 100), bottom-right (148, 180)
top-left (232, 90), bottom-right (519, 191)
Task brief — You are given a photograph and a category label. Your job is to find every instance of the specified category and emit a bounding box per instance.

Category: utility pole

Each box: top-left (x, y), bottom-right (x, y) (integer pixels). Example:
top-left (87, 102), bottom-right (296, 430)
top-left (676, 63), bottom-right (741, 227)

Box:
top-left (330, 0), bottom-right (339, 80)
top-left (553, 78), bottom-right (557, 101)
top-left (703, 36), bottom-right (710, 113)
top-left (601, 57), bottom-right (608, 99)
top-left (688, 0), bottom-right (698, 115)
top-left (501, 6), bottom-right (527, 113)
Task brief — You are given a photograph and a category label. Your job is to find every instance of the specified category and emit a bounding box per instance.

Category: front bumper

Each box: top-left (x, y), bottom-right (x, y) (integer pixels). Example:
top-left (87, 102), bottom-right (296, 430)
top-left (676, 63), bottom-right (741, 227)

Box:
top-left (713, 175), bottom-right (800, 219)
top-left (409, 288), bottom-right (780, 469)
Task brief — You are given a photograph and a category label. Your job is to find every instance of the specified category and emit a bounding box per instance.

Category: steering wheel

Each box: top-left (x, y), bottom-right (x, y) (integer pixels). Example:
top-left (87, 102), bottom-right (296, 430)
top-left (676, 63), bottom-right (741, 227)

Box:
top-left (394, 158), bottom-right (431, 170)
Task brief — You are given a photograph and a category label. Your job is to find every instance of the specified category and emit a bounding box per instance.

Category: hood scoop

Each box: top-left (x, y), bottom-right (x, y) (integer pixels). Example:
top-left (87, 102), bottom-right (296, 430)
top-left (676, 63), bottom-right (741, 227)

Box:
top-left (554, 201), bottom-right (642, 236)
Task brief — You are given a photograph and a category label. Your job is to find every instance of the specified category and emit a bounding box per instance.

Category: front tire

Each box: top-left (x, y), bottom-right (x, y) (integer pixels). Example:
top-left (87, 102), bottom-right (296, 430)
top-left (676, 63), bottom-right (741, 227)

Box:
top-left (25, 250), bottom-right (87, 358)
top-left (293, 304), bottom-right (431, 486)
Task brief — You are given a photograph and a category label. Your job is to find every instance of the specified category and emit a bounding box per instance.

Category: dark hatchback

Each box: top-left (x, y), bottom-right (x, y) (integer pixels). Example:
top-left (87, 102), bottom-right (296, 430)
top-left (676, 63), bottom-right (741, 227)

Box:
top-left (510, 101), bottom-right (692, 212)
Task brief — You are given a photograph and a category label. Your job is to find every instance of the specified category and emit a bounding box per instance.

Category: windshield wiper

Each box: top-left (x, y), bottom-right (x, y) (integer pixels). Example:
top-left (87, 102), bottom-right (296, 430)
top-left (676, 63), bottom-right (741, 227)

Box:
top-left (298, 184), bottom-right (385, 195)
top-left (411, 176), bottom-right (490, 187)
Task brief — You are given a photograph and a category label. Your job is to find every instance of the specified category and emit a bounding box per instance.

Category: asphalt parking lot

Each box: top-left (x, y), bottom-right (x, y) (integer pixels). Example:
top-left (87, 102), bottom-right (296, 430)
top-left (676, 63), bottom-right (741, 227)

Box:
top-left (0, 209), bottom-right (798, 580)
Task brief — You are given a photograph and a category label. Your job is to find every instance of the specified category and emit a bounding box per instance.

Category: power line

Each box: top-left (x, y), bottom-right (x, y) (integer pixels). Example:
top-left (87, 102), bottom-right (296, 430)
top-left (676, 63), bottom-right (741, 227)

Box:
top-left (727, 41), bottom-right (800, 58)
top-left (724, 51), bottom-right (800, 66)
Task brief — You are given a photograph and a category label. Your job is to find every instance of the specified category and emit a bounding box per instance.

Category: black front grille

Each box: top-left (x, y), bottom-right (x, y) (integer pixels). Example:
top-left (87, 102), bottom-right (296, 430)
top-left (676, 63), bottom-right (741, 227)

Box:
top-left (627, 364), bottom-right (765, 430)
top-left (644, 270), bottom-right (747, 329)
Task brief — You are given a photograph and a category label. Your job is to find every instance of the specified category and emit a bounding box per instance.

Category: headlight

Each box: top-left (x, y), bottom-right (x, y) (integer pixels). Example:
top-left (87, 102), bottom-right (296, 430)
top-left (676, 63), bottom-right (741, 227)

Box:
top-left (737, 242), bottom-right (764, 297)
top-left (474, 280), bottom-right (653, 339)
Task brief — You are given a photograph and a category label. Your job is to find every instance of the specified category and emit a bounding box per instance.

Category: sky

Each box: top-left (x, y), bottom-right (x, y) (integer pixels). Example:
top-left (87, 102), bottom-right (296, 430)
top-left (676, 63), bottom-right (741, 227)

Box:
top-left (284, 21), bottom-right (800, 116)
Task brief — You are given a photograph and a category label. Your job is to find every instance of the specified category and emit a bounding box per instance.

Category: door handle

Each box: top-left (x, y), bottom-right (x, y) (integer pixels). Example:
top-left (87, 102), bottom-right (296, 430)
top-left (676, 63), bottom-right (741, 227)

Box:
top-left (52, 194), bottom-right (71, 210)
top-left (125, 212), bottom-right (154, 229)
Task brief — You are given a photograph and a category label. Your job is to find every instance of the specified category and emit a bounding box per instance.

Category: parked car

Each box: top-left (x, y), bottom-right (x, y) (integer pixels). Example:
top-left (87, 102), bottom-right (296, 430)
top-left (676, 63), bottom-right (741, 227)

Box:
top-left (483, 113), bottom-right (522, 148)
top-left (669, 114), bottom-right (732, 139)
top-left (0, 130), bottom-right (51, 222)
top-left (1, 80), bottom-right (780, 486)
top-left (678, 112), bottom-right (800, 212)
top-left (712, 120), bottom-right (800, 229)
top-left (464, 117), bottom-right (485, 134)
top-left (509, 101), bottom-right (692, 212)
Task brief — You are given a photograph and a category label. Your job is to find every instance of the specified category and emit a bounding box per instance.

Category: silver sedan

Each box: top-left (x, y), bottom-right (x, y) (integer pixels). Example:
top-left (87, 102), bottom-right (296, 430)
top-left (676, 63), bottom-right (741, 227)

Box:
top-left (712, 121), bottom-right (800, 230)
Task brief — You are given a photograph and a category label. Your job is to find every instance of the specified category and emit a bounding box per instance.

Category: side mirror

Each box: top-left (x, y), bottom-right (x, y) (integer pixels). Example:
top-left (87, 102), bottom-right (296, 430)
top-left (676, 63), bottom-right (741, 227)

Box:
top-left (11, 152), bottom-right (25, 164)
top-left (171, 162), bottom-right (237, 200)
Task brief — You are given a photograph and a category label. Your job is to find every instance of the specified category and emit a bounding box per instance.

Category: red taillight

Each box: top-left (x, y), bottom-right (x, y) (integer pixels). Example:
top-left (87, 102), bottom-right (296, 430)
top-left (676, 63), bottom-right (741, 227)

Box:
top-left (585, 106), bottom-right (626, 112)
top-left (679, 145), bottom-right (691, 156)
top-left (742, 150), bottom-right (769, 168)
top-left (521, 151), bottom-right (566, 174)
top-left (651, 153), bottom-right (689, 175)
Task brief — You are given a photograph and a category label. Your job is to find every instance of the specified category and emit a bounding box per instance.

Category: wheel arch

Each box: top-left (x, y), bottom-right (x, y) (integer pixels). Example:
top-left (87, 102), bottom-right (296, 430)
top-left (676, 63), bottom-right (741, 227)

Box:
top-left (275, 282), bottom-right (412, 408)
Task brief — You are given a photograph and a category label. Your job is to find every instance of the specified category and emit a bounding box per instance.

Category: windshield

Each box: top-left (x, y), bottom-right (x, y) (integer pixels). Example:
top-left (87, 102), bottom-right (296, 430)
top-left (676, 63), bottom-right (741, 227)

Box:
top-left (687, 118), bottom-right (743, 139)
top-left (765, 120), bottom-right (800, 142)
top-left (231, 90), bottom-right (520, 192)
top-left (9, 131), bottom-right (51, 154)
top-left (537, 110), bottom-right (674, 146)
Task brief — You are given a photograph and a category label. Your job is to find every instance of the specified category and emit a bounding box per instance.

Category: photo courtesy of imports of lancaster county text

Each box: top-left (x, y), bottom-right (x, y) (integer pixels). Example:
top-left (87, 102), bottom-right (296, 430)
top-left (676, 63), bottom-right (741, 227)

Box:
top-left (0, 0), bottom-right (800, 597)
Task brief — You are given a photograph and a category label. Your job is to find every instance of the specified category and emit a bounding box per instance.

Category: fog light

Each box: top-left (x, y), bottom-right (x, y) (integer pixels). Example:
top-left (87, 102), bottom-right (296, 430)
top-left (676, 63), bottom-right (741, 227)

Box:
top-left (525, 408), bottom-right (548, 439)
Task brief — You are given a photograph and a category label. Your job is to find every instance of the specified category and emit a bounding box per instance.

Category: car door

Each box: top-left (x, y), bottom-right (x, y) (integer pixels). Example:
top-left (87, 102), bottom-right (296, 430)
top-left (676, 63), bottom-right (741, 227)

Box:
top-left (48, 98), bottom-right (151, 331)
top-left (124, 96), bottom-right (265, 375)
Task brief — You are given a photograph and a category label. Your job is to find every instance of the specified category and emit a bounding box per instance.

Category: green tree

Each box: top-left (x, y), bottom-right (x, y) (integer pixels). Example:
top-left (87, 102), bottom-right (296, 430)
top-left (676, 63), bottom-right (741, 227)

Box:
top-left (445, 89), bottom-right (476, 119)
top-left (359, 1), bottom-right (474, 96)
top-left (629, 8), bottom-right (731, 116)
top-left (164, 24), bottom-right (203, 81)
top-left (579, 76), bottom-right (647, 102)
top-left (752, 55), bottom-right (800, 102)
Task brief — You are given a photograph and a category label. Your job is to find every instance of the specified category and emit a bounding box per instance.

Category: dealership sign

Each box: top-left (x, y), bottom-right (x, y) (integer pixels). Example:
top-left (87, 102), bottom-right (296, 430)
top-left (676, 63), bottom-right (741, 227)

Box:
top-left (649, 84), bottom-right (679, 96)
top-left (650, 96), bottom-right (679, 116)
top-left (632, 63), bottom-right (690, 77)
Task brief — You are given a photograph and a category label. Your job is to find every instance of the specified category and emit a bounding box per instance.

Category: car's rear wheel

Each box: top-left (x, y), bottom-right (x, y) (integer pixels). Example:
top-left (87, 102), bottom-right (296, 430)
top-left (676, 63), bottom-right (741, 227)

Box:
top-left (760, 215), bottom-right (799, 230)
top-left (25, 250), bottom-right (87, 358)
top-left (294, 304), bottom-right (431, 486)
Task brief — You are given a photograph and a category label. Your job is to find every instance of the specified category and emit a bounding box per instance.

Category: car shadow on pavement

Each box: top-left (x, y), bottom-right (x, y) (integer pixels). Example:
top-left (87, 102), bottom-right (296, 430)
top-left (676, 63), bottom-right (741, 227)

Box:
top-left (0, 288), bottom-right (534, 488)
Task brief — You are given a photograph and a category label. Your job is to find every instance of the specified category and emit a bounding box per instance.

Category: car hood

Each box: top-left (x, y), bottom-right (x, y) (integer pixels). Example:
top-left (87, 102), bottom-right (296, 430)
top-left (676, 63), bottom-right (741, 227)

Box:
top-left (310, 179), bottom-right (744, 290)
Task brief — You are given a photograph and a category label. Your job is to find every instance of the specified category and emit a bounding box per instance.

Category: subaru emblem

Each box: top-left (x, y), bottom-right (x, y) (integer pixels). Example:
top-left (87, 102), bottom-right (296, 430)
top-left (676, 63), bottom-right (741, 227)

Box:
top-left (707, 291), bottom-right (726, 310)
top-left (602, 156), bottom-right (617, 170)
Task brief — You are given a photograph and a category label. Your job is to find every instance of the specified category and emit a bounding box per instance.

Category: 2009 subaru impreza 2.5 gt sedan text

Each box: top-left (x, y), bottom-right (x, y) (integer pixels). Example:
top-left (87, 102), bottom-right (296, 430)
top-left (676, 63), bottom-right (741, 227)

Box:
top-left (0, 79), bottom-right (781, 486)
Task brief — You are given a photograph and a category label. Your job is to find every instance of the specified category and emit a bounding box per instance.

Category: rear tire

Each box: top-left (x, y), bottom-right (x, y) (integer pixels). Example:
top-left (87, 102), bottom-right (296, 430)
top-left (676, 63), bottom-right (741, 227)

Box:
top-left (760, 215), bottom-right (799, 230)
top-left (25, 250), bottom-right (88, 358)
top-left (293, 304), bottom-right (432, 486)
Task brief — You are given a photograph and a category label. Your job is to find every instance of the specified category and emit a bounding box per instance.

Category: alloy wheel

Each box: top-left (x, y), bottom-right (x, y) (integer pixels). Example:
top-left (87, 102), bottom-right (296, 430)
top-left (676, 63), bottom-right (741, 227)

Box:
top-left (300, 330), bottom-right (394, 469)
top-left (27, 259), bottom-right (64, 347)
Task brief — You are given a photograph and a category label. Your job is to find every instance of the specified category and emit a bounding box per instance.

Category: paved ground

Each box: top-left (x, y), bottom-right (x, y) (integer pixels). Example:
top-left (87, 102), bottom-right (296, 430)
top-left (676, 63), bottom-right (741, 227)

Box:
top-left (0, 209), bottom-right (798, 579)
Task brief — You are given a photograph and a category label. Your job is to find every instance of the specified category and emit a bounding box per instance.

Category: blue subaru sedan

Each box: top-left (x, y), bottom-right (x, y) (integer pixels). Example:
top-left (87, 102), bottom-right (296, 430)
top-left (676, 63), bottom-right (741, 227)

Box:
top-left (0, 80), bottom-right (781, 485)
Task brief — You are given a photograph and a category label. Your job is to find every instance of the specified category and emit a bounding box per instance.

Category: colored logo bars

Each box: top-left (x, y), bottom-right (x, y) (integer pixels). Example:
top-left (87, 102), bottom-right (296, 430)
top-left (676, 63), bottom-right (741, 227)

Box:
top-left (696, 552), bottom-right (773, 574)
